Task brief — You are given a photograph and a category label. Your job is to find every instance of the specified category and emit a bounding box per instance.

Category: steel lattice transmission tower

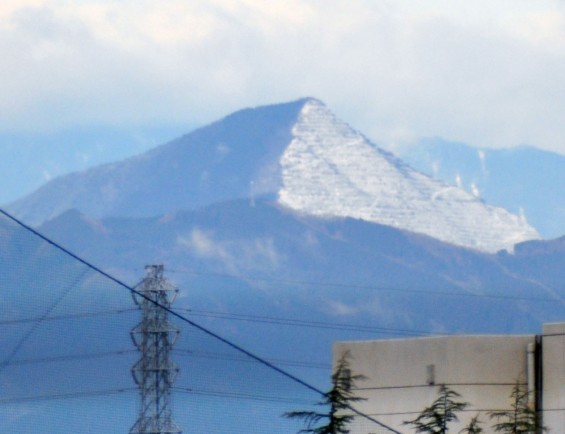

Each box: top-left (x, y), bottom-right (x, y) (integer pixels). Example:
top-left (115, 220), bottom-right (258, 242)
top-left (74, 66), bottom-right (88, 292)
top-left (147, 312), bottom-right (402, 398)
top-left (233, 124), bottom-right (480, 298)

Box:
top-left (130, 265), bottom-right (181, 434)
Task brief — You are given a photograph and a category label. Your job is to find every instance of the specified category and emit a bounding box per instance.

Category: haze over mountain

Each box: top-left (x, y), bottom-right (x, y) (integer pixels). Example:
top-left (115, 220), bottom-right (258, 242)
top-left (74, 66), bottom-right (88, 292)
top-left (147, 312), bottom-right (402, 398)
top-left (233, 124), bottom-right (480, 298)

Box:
top-left (4, 202), bottom-right (564, 434)
top-left (34, 200), bottom-right (565, 338)
top-left (396, 138), bottom-right (565, 239)
top-left (2, 99), bottom-right (564, 434)
top-left (0, 126), bottom-right (184, 204)
top-left (7, 98), bottom-right (538, 253)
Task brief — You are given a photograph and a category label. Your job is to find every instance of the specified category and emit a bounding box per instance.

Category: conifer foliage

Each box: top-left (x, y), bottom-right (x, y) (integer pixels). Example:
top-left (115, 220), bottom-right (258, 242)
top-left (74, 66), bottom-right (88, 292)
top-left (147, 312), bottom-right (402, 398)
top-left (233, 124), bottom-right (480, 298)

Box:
top-left (403, 384), bottom-right (468, 434)
top-left (284, 351), bottom-right (366, 434)
top-left (488, 381), bottom-right (547, 434)
top-left (458, 415), bottom-right (484, 434)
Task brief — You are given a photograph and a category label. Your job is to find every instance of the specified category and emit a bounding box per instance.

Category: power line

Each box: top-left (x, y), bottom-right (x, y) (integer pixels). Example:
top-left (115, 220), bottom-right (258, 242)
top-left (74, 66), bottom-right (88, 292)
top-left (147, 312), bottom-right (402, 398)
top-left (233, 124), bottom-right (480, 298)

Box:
top-left (355, 382), bottom-right (527, 392)
top-left (0, 308), bottom-right (137, 326)
top-left (173, 387), bottom-right (315, 404)
top-left (173, 349), bottom-right (330, 370)
top-left (0, 266), bottom-right (89, 375)
top-left (364, 407), bottom-right (565, 417)
top-left (178, 308), bottom-right (448, 337)
top-left (0, 388), bottom-right (137, 404)
top-left (2, 350), bottom-right (136, 367)
top-left (167, 267), bottom-right (564, 303)
top-left (0, 208), bottom-right (403, 434)
top-left (1, 347), bottom-right (328, 371)
top-left (1, 303), bottom-right (441, 338)
top-left (3, 384), bottom-right (563, 414)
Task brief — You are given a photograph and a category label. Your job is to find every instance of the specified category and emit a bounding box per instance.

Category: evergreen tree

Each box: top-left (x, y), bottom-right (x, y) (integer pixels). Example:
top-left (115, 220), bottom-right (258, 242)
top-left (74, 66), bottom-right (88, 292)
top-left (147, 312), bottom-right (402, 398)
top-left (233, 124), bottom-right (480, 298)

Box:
top-left (403, 384), bottom-right (468, 433)
top-left (459, 415), bottom-right (483, 434)
top-left (284, 351), bottom-right (366, 434)
top-left (488, 381), bottom-right (547, 434)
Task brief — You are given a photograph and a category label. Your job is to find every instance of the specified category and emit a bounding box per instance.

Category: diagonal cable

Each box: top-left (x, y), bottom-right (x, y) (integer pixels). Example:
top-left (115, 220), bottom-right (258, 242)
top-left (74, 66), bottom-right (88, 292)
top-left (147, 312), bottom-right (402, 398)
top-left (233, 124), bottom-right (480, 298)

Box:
top-left (0, 207), bottom-right (403, 434)
top-left (0, 265), bottom-right (89, 375)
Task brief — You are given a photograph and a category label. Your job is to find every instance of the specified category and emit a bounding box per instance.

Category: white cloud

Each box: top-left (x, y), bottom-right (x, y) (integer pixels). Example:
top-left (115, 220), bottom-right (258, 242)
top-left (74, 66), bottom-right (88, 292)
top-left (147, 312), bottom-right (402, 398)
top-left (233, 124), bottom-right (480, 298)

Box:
top-left (179, 227), bottom-right (225, 259)
top-left (323, 296), bottom-right (401, 324)
top-left (0, 404), bottom-right (40, 424)
top-left (326, 298), bottom-right (380, 318)
top-left (1, 0), bottom-right (564, 153)
top-left (325, 300), bottom-right (359, 316)
top-left (177, 227), bottom-right (282, 273)
top-left (41, 169), bottom-right (52, 181)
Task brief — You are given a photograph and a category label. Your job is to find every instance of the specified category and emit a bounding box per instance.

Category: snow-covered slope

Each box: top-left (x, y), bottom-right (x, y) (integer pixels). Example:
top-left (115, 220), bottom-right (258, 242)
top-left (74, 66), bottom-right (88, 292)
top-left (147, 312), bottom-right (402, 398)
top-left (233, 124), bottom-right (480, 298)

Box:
top-left (278, 100), bottom-right (538, 253)
top-left (7, 98), bottom-right (539, 253)
top-left (395, 138), bottom-right (565, 239)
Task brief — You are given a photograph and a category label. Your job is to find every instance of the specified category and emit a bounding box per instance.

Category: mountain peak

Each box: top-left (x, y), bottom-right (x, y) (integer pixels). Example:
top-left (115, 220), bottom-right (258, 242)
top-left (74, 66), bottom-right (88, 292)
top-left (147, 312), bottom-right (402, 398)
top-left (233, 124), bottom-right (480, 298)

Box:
top-left (7, 99), bottom-right (539, 252)
top-left (277, 99), bottom-right (539, 253)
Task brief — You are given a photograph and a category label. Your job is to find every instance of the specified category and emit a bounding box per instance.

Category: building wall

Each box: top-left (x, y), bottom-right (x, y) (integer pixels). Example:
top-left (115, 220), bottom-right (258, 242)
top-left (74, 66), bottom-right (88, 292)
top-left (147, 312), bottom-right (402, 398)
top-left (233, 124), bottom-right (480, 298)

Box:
top-left (542, 322), bottom-right (565, 432)
top-left (334, 334), bottom-right (537, 433)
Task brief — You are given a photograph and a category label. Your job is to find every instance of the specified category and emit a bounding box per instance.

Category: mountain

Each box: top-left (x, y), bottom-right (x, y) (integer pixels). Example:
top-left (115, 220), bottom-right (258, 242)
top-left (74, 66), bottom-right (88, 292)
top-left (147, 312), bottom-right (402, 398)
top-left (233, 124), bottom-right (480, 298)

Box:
top-left (396, 138), bottom-right (565, 238)
top-left (4, 202), bottom-right (564, 434)
top-left (5, 99), bottom-right (306, 225)
top-left (7, 98), bottom-right (538, 253)
top-left (2, 98), bottom-right (564, 433)
top-left (36, 200), bottom-right (564, 337)
top-left (0, 126), bottom-right (179, 204)
top-left (500, 235), bottom-right (565, 290)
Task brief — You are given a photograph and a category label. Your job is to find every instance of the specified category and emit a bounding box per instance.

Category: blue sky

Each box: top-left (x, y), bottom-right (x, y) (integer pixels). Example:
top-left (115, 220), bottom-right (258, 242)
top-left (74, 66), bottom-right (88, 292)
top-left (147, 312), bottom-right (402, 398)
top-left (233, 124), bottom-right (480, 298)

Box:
top-left (1, 0), bottom-right (565, 202)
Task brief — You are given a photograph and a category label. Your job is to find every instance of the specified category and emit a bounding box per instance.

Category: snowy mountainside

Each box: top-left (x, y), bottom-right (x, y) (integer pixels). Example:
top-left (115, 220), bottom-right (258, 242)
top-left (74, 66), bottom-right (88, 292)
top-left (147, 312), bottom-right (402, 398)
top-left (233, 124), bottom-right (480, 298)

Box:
top-left (6, 98), bottom-right (539, 253)
top-left (395, 138), bottom-right (565, 239)
top-left (278, 100), bottom-right (538, 253)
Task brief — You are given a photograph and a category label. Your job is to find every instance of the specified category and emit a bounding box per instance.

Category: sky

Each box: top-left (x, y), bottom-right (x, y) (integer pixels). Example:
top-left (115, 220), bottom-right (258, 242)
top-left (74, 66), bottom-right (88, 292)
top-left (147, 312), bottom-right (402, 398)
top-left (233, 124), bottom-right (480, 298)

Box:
top-left (1, 0), bottom-right (565, 198)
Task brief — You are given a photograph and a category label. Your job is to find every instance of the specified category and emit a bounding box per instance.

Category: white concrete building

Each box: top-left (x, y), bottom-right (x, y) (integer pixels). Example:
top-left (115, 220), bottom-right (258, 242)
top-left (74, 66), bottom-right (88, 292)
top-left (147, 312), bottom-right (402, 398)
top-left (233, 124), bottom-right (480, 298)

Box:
top-left (334, 322), bottom-right (565, 433)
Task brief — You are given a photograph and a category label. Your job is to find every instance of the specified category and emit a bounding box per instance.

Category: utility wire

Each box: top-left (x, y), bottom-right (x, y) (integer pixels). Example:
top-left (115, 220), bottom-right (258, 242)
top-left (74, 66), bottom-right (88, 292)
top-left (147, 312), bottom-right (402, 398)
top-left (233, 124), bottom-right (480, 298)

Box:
top-left (0, 388), bottom-right (136, 404)
top-left (355, 382), bottom-right (527, 392)
top-left (0, 387), bottom-right (314, 406)
top-left (173, 349), bottom-right (330, 369)
top-left (0, 208), bottom-right (403, 434)
top-left (168, 267), bottom-right (563, 303)
top-left (0, 266), bottom-right (89, 375)
top-left (2, 348), bottom-right (328, 370)
top-left (178, 308), bottom-right (448, 336)
top-left (1, 303), bottom-right (445, 338)
top-left (3, 350), bottom-right (137, 367)
top-left (364, 407), bottom-right (565, 417)
top-left (0, 308), bottom-right (137, 326)
top-left (6, 304), bottom-right (565, 342)
top-left (173, 387), bottom-right (314, 404)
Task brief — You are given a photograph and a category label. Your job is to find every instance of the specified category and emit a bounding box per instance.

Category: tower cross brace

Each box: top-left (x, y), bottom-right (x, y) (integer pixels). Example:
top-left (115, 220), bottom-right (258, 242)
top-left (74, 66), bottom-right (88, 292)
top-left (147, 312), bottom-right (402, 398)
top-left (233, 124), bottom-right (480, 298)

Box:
top-left (130, 265), bottom-right (181, 434)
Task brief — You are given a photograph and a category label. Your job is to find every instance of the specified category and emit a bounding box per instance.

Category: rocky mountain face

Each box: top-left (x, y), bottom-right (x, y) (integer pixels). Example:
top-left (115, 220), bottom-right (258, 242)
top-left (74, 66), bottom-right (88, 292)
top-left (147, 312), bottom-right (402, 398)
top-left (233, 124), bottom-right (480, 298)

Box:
top-left (7, 98), bottom-right (538, 253)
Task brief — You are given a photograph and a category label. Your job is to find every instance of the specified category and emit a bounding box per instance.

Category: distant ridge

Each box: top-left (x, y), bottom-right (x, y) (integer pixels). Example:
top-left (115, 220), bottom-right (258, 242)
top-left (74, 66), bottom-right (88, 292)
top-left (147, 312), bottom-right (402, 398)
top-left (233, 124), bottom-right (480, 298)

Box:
top-left (8, 98), bottom-right (538, 252)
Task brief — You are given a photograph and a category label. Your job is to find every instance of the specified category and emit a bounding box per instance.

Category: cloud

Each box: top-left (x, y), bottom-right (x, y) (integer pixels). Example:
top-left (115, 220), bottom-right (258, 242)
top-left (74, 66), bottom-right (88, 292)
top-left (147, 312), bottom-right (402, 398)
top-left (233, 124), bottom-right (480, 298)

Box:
top-left (180, 227), bottom-right (227, 259)
top-left (323, 296), bottom-right (414, 327)
top-left (325, 300), bottom-right (360, 316)
top-left (1, 0), bottom-right (564, 153)
top-left (0, 404), bottom-right (40, 424)
top-left (177, 227), bottom-right (283, 273)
